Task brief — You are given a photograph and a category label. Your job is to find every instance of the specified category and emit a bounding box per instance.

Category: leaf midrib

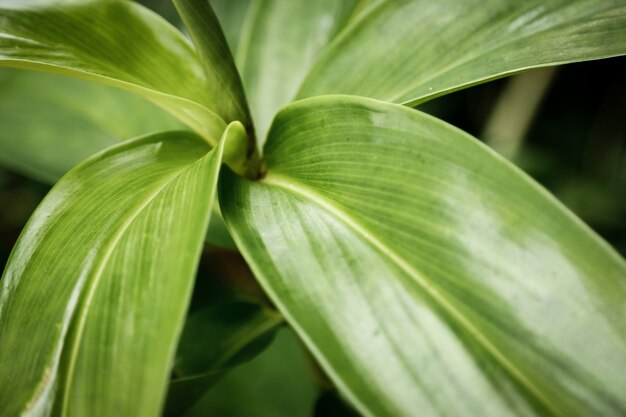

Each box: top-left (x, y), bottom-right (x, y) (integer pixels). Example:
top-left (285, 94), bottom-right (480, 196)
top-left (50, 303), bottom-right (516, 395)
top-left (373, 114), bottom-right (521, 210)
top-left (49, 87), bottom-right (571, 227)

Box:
top-left (262, 170), bottom-right (565, 417)
top-left (0, 58), bottom-right (226, 145)
top-left (58, 161), bottom-right (203, 417)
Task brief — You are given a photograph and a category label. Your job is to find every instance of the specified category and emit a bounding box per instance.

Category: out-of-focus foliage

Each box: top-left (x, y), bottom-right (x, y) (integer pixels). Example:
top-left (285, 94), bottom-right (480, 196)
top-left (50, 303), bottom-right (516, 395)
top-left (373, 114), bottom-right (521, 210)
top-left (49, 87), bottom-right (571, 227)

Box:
top-left (185, 328), bottom-right (318, 417)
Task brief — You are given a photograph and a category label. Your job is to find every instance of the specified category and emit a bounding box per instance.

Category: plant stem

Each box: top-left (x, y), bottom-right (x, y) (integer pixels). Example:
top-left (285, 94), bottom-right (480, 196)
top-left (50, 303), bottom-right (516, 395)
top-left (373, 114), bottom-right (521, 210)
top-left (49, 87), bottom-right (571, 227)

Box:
top-left (483, 67), bottom-right (557, 160)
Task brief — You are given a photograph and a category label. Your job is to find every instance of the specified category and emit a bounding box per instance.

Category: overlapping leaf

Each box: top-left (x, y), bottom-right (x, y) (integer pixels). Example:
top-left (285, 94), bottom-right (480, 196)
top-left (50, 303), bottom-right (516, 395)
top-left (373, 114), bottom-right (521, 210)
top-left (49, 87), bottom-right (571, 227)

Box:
top-left (209, 0), bottom-right (252, 52)
top-left (165, 300), bottom-right (282, 416)
top-left (221, 96), bottom-right (626, 417)
top-left (0, 0), bottom-right (239, 142)
top-left (0, 130), bottom-right (228, 417)
top-left (212, 0), bottom-right (360, 143)
top-left (0, 69), bottom-right (185, 183)
top-left (172, 0), bottom-right (251, 128)
top-left (185, 328), bottom-right (319, 417)
top-left (297, 0), bottom-right (626, 106)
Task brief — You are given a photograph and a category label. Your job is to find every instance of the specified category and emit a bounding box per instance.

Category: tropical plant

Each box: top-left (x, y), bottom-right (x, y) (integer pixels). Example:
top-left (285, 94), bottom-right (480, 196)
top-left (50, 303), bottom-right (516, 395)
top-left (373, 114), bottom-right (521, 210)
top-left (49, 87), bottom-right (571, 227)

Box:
top-left (1, 0), bottom-right (625, 416)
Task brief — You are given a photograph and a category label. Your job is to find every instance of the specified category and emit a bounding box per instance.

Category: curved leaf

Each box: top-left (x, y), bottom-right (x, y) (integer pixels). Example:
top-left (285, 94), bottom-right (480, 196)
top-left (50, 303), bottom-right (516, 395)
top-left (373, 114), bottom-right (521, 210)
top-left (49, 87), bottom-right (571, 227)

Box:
top-left (0, 69), bottom-right (185, 183)
top-left (209, 0), bottom-right (252, 52)
top-left (172, 0), bottom-right (251, 129)
top-left (221, 95), bottom-right (626, 417)
top-left (0, 69), bottom-right (237, 249)
top-left (165, 300), bottom-right (282, 416)
top-left (0, 0), bottom-right (227, 142)
top-left (297, 0), bottom-right (626, 106)
top-left (0, 130), bottom-right (228, 416)
top-left (185, 328), bottom-right (319, 417)
top-left (229, 0), bottom-right (359, 143)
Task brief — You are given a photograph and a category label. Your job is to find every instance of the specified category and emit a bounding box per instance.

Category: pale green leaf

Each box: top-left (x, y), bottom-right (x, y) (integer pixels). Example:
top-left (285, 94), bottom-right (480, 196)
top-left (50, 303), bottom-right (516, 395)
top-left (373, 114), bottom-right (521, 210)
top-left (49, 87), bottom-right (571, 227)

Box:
top-left (209, 0), bottom-right (251, 52)
top-left (0, 130), bottom-right (228, 417)
top-left (0, 0), bottom-right (227, 142)
top-left (209, 0), bottom-right (377, 56)
top-left (0, 68), bottom-right (236, 249)
top-left (172, 0), bottom-right (251, 128)
top-left (221, 96), bottom-right (626, 417)
top-left (165, 300), bottom-right (282, 416)
top-left (185, 328), bottom-right (319, 417)
top-left (298, 0), bottom-right (626, 106)
top-left (0, 68), bottom-right (185, 183)
top-left (230, 0), bottom-right (359, 143)
top-left (0, 70), bottom-right (236, 251)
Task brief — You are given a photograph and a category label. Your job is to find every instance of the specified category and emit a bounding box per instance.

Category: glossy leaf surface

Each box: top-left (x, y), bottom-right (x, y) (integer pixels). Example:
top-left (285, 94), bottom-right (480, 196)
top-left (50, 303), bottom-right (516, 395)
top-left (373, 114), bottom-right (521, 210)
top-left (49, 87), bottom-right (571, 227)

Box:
top-left (0, 131), bottom-right (227, 417)
top-left (165, 300), bottom-right (282, 416)
top-left (172, 0), bottom-right (250, 127)
top-left (226, 0), bottom-right (358, 143)
top-left (298, 0), bottom-right (626, 106)
top-left (221, 96), bottom-right (626, 417)
top-left (0, 0), bottom-right (226, 142)
top-left (0, 69), bottom-right (236, 248)
top-left (0, 69), bottom-right (185, 183)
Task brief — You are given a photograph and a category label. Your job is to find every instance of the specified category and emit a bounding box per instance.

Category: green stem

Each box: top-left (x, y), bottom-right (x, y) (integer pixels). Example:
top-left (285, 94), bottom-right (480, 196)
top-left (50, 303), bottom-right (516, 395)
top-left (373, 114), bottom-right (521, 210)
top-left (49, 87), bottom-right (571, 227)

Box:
top-left (483, 67), bottom-right (557, 160)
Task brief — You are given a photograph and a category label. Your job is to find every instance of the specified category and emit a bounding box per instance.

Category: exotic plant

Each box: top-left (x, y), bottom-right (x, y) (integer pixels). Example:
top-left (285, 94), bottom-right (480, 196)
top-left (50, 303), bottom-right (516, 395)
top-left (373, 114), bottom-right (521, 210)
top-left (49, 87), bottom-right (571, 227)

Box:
top-left (0, 0), bottom-right (625, 416)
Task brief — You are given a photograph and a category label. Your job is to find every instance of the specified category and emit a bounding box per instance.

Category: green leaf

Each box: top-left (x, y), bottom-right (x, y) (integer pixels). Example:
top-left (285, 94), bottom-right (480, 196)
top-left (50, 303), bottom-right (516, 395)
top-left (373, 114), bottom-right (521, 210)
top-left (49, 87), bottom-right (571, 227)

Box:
top-left (0, 130), bottom-right (228, 416)
top-left (205, 210), bottom-right (237, 249)
top-left (297, 0), bottom-right (626, 106)
top-left (185, 328), bottom-right (319, 417)
top-left (209, 0), bottom-right (251, 52)
top-left (0, 69), bottom-right (185, 183)
top-left (228, 0), bottom-right (359, 143)
top-left (172, 0), bottom-right (251, 128)
top-left (0, 0), bottom-right (227, 143)
top-left (221, 95), bottom-right (626, 417)
top-left (0, 69), bottom-right (236, 250)
top-left (165, 300), bottom-right (282, 416)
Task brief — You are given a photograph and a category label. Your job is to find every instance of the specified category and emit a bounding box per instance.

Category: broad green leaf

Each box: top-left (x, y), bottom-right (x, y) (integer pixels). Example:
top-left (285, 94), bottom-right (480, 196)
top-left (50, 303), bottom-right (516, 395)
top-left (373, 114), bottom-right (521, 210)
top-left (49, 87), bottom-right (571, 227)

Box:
top-left (297, 0), bottom-right (626, 107)
top-left (0, 69), bottom-right (185, 183)
top-left (0, 130), bottom-right (228, 417)
top-left (229, 0), bottom-right (359, 143)
top-left (209, 0), bottom-right (377, 56)
top-left (209, 0), bottom-right (252, 52)
top-left (172, 0), bottom-right (251, 128)
top-left (221, 96), bottom-right (626, 417)
top-left (0, 68), bottom-right (236, 249)
top-left (185, 328), bottom-right (319, 417)
top-left (165, 300), bottom-right (282, 416)
top-left (0, 0), bottom-right (227, 143)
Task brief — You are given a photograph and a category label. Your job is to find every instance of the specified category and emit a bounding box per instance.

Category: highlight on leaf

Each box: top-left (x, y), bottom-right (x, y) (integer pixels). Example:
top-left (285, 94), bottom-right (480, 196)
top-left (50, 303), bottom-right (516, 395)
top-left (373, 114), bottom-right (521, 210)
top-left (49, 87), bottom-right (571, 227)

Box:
top-left (0, 0), bottom-right (625, 416)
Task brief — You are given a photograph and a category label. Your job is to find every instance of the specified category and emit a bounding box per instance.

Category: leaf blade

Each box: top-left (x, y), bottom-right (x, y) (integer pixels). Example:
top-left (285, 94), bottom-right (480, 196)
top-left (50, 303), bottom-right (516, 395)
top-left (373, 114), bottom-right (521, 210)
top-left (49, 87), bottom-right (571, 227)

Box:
top-left (172, 0), bottom-right (251, 130)
top-left (230, 0), bottom-right (359, 143)
top-left (297, 0), bottom-right (626, 106)
top-left (0, 0), bottom-right (227, 142)
top-left (221, 95), bottom-right (626, 417)
top-left (184, 328), bottom-right (319, 417)
top-left (0, 130), bottom-right (226, 416)
top-left (164, 300), bottom-right (282, 416)
top-left (0, 69), bottom-right (186, 183)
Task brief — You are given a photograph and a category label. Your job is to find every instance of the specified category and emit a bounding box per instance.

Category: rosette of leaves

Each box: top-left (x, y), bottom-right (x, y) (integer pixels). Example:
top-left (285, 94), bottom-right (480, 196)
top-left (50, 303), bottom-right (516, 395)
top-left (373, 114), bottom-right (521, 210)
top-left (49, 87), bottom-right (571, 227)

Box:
top-left (1, 1), bottom-right (625, 416)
